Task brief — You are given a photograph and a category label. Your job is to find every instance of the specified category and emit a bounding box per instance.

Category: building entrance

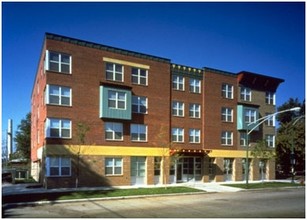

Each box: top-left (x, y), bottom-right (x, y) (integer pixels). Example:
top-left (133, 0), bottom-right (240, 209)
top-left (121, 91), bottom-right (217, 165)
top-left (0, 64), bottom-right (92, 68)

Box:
top-left (176, 157), bottom-right (202, 182)
top-left (131, 157), bottom-right (146, 185)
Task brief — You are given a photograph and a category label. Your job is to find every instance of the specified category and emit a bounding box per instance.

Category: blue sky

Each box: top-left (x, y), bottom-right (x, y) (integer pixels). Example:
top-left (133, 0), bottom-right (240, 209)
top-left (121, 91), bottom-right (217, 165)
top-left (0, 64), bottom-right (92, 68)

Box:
top-left (2, 2), bottom-right (305, 149)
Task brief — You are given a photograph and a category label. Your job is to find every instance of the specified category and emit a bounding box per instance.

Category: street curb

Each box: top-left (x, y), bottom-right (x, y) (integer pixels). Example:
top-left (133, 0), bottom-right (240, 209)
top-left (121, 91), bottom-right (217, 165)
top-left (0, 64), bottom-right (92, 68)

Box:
top-left (238, 185), bottom-right (305, 192)
top-left (2, 191), bottom-right (210, 207)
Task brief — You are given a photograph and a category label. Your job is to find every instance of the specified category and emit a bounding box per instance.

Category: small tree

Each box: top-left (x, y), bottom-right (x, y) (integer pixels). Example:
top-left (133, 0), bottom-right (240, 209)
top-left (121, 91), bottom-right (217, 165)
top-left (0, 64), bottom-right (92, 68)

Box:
top-left (156, 126), bottom-right (183, 188)
top-left (75, 122), bottom-right (90, 188)
top-left (14, 112), bottom-right (31, 159)
top-left (251, 140), bottom-right (275, 182)
top-left (156, 126), bottom-right (171, 188)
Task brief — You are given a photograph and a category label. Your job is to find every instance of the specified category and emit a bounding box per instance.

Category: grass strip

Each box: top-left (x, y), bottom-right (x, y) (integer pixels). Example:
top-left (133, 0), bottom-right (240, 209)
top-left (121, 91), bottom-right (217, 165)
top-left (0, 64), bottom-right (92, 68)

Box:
top-left (3, 186), bottom-right (202, 204)
top-left (222, 182), bottom-right (302, 189)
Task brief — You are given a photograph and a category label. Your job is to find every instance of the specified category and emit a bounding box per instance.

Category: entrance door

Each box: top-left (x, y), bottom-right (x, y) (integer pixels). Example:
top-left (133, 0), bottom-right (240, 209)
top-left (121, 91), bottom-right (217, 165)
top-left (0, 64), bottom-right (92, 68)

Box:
top-left (131, 157), bottom-right (146, 185)
top-left (223, 158), bottom-right (233, 181)
top-left (182, 157), bottom-right (194, 182)
top-left (176, 162), bottom-right (183, 182)
top-left (259, 160), bottom-right (267, 181)
top-left (154, 157), bottom-right (162, 184)
top-left (176, 157), bottom-right (202, 182)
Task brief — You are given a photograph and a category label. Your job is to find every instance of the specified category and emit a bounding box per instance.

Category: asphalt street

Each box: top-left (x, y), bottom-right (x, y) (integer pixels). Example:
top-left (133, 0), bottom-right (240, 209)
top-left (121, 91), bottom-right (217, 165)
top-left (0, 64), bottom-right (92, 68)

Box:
top-left (3, 187), bottom-right (305, 218)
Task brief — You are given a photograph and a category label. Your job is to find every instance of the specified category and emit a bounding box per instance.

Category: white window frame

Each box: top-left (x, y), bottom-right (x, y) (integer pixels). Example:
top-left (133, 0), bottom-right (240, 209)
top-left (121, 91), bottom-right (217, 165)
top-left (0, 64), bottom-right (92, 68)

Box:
top-left (266, 135), bottom-right (275, 148)
top-left (106, 62), bottom-right (124, 82)
top-left (172, 75), bottom-right (185, 91)
top-left (131, 67), bottom-right (148, 86)
top-left (45, 50), bottom-right (72, 74)
top-left (45, 84), bottom-right (72, 106)
top-left (172, 101), bottom-right (184, 117)
top-left (221, 107), bottom-right (233, 122)
top-left (221, 131), bottom-right (233, 146)
top-left (105, 158), bottom-right (123, 175)
top-left (105, 122), bottom-right (123, 141)
top-left (46, 157), bottom-right (71, 177)
top-left (245, 109), bottom-right (257, 124)
top-left (222, 84), bottom-right (233, 99)
top-left (265, 92), bottom-right (276, 105)
top-left (265, 113), bottom-right (276, 126)
top-left (189, 103), bottom-right (201, 118)
top-left (45, 118), bottom-right (71, 138)
top-left (240, 87), bottom-right (251, 101)
top-left (108, 90), bottom-right (126, 110)
top-left (172, 128), bottom-right (184, 143)
top-left (131, 124), bottom-right (147, 142)
top-left (189, 79), bottom-right (201, 93)
top-left (189, 129), bottom-right (201, 143)
top-left (132, 96), bottom-right (148, 114)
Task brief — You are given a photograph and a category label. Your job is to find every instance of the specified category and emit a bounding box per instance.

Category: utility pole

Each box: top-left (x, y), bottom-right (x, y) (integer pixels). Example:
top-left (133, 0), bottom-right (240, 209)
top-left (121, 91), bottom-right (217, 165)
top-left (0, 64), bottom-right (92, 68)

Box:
top-left (7, 119), bottom-right (13, 161)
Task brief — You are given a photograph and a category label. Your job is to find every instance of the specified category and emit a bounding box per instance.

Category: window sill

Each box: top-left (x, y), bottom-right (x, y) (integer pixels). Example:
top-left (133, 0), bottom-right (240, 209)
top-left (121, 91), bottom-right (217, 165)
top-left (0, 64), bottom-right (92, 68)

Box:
top-left (105, 139), bottom-right (124, 142)
top-left (172, 89), bottom-right (185, 92)
top-left (105, 174), bottom-right (124, 177)
top-left (131, 140), bottom-right (148, 143)
top-left (46, 104), bottom-right (72, 108)
top-left (46, 175), bottom-right (71, 178)
top-left (222, 121), bottom-right (234, 123)
top-left (45, 70), bottom-right (72, 75)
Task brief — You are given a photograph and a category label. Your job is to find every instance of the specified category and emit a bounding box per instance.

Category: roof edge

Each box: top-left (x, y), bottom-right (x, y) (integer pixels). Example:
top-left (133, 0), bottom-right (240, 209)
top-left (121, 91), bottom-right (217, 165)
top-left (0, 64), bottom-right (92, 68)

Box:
top-left (45, 32), bottom-right (171, 63)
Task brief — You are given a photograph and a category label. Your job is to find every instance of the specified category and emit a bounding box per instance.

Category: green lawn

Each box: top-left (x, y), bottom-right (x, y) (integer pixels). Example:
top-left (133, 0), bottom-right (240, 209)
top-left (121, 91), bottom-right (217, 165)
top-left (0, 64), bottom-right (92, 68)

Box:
top-left (3, 186), bottom-right (203, 204)
top-left (222, 181), bottom-right (302, 189)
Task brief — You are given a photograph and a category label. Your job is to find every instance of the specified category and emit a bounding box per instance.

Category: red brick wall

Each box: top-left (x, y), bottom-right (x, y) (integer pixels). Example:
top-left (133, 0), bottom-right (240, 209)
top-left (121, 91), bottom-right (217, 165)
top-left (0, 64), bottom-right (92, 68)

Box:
top-left (171, 85), bottom-right (203, 151)
top-left (43, 38), bottom-right (171, 147)
top-left (31, 43), bottom-right (47, 161)
top-left (203, 70), bottom-right (238, 150)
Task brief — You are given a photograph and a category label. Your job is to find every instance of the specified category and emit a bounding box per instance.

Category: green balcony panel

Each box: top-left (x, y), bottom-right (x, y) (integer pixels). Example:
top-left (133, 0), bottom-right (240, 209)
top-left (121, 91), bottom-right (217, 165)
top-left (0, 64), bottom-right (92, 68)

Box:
top-left (100, 86), bottom-right (132, 120)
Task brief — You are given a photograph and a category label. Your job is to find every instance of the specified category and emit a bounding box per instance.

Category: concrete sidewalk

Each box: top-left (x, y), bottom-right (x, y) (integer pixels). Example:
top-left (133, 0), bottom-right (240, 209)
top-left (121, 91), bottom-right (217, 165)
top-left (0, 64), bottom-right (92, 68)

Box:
top-left (2, 179), bottom-right (301, 196)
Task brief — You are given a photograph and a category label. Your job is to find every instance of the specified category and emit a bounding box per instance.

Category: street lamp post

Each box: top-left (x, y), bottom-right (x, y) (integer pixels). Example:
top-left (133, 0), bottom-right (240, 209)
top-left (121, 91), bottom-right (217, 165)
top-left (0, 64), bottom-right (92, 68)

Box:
top-left (245, 107), bottom-right (301, 188)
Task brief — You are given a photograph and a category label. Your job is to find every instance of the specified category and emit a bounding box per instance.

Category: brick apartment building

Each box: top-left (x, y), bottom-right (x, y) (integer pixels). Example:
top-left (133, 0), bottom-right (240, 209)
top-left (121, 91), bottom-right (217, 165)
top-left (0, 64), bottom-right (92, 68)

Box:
top-left (31, 33), bottom-right (284, 188)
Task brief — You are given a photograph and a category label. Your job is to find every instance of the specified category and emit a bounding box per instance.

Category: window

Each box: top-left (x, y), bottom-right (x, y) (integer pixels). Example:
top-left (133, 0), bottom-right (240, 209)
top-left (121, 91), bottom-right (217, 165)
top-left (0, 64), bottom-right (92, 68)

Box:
top-left (172, 101), bottom-right (184, 117)
top-left (105, 158), bottom-right (123, 175)
top-left (99, 86), bottom-right (132, 120)
top-left (208, 158), bottom-right (215, 175)
top-left (172, 128), bottom-right (184, 142)
top-left (222, 84), bottom-right (233, 99)
top-left (132, 68), bottom-right (148, 85)
top-left (240, 87), bottom-right (251, 101)
top-left (106, 62), bottom-right (123, 82)
top-left (131, 124), bottom-right (147, 142)
top-left (265, 92), bottom-right (275, 105)
top-left (132, 96), bottom-right (147, 114)
top-left (240, 132), bottom-right (247, 146)
top-left (46, 118), bottom-right (71, 138)
top-left (265, 113), bottom-right (275, 126)
top-left (46, 157), bottom-right (71, 176)
top-left (245, 109), bottom-right (257, 124)
top-left (108, 90), bottom-right (126, 109)
top-left (46, 51), bottom-right (71, 74)
top-left (46, 85), bottom-right (71, 106)
top-left (154, 157), bottom-right (161, 176)
top-left (266, 135), bottom-right (275, 148)
top-left (221, 131), bottom-right (233, 146)
top-left (105, 122), bottom-right (123, 141)
top-left (189, 129), bottom-right (201, 143)
top-left (221, 107), bottom-right (233, 122)
top-left (172, 75), bottom-right (185, 91)
top-left (189, 79), bottom-right (201, 93)
top-left (189, 103), bottom-right (201, 118)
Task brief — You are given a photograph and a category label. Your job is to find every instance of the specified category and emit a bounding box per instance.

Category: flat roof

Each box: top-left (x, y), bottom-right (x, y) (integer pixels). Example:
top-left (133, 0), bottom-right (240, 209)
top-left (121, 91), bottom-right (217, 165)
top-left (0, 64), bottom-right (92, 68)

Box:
top-left (45, 32), bottom-right (171, 63)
